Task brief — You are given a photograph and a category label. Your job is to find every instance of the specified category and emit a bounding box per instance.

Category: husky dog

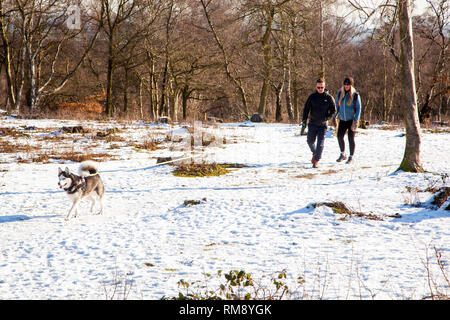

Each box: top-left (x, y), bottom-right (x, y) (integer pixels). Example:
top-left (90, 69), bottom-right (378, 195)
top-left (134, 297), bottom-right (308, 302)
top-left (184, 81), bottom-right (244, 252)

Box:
top-left (58, 161), bottom-right (105, 220)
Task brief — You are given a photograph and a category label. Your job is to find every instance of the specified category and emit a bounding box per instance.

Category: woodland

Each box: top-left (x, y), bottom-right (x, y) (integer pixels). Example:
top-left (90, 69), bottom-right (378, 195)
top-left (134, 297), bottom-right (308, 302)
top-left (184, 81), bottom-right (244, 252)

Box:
top-left (0, 0), bottom-right (448, 124)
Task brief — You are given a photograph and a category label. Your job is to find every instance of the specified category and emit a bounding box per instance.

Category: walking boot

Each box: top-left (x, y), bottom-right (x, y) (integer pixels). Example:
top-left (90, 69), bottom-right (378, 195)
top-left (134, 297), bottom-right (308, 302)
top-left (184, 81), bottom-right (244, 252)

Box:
top-left (336, 153), bottom-right (347, 162)
top-left (346, 155), bottom-right (353, 164)
top-left (312, 159), bottom-right (319, 168)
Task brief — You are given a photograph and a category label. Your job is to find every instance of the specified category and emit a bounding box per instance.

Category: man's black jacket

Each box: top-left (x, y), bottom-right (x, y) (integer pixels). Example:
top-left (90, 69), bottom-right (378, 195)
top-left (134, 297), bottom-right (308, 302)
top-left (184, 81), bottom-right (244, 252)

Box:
top-left (302, 91), bottom-right (336, 126)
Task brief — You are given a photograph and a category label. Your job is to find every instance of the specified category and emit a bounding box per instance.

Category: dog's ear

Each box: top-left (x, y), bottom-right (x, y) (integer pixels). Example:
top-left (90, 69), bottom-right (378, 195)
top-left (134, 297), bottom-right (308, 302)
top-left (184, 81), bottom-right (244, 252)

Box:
top-left (58, 167), bottom-right (62, 174)
top-left (65, 167), bottom-right (70, 174)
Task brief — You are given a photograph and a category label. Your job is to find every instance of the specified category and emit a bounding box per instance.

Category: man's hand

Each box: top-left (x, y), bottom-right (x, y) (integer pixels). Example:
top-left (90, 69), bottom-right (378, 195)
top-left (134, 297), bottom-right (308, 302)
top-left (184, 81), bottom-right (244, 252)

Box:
top-left (330, 117), bottom-right (337, 128)
top-left (300, 121), bottom-right (306, 135)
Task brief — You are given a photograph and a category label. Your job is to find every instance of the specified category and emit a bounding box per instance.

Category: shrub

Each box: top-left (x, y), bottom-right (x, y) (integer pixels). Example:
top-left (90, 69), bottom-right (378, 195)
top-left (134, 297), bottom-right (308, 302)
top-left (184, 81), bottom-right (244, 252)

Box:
top-left (172, 270), bottom-right (293, 300)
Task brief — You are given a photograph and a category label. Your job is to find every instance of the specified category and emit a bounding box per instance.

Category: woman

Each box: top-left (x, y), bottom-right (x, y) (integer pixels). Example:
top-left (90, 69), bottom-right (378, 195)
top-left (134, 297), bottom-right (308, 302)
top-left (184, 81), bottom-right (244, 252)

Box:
top-left (334, 77), bottom-right (361, 164)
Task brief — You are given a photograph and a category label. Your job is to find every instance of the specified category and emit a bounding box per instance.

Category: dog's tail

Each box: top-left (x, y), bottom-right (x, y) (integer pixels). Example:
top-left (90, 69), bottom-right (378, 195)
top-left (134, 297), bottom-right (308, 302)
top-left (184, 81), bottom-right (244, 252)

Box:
top-left (78, 160), bottom-right (99, 177)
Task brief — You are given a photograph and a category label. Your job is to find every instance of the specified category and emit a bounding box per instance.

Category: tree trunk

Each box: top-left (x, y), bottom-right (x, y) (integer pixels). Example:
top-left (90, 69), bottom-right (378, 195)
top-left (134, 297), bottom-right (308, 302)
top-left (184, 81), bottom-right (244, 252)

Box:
top-left (382, 49), bottom-right (388, 122)
top-left (419, 93), bottom-right (433, 124)
top-left (397, 0), bottom-right (424, 173)
top-left (149, 55), bottom-right (156, 120)
top-left (257, 7), bottom-right (275, 116)
top-left (159, 59), bottom-right (168, 117)
top-left (105, 33), bottom-right (114, 117)
top-left (105, 58), bottom-right (114, 117)
top-left (182, 85), bottom-right (189, 120)
top-left (26, 42), bottom-right (38, 112)
top-left (169, 79), bottom-right (177, 122)
top-left (0, 3), bottom-right (16, 112)
top-left (275, 83), bottom-right (283, 122)
top-left (123, 67), bottom-right (129, 115)
top-left (153, 75), bottom-right (159, 119)
top-left (293, 80), bottom-right (299, 122)
top-left (285, 27), bottom-right (294, 122)
top-left (318, 0), bottom-right (325, 79)
top-left (138, 77), bottom-right (143, 118)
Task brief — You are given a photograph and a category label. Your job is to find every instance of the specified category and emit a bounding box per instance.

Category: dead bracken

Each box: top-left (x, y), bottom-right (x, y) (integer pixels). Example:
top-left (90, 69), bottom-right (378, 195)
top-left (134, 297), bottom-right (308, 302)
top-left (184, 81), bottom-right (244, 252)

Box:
top-left (432, 187), bottom-right (450, 210)
top-left (313, 201), bottom-right (383, 221)
top-left (173, 162), bottom-right (247, 177)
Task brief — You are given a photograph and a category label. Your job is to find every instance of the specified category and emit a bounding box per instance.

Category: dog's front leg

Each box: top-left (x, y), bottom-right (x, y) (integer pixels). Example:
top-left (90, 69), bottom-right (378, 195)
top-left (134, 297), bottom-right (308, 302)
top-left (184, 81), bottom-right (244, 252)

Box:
top-left (66, 198), bottom-right (81, 220)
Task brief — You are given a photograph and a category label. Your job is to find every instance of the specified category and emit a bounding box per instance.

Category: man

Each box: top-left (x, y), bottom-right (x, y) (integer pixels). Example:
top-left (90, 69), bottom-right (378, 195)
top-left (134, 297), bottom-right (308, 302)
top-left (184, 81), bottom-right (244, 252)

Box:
top-left (301, 78), bottom-right (336, 168)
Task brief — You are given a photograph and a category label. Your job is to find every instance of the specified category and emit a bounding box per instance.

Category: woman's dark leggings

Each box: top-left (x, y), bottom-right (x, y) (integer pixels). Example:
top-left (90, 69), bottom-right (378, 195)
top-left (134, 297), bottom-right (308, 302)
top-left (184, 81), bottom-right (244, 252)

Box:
top-left (337, 120), bottom-right (355, 155)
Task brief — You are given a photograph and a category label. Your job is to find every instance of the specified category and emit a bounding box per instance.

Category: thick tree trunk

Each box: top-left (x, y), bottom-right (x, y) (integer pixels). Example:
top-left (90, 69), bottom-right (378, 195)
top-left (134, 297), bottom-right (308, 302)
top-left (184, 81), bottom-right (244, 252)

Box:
top-left (257, 8), bottom-right (275, 116)
top-left (397, 0), bottom-right (424, 173)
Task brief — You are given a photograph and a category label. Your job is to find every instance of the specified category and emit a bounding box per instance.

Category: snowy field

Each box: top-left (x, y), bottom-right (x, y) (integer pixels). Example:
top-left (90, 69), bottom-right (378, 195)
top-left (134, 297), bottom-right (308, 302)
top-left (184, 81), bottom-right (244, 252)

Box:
top-left (0, 115), bottom-right (449, 300)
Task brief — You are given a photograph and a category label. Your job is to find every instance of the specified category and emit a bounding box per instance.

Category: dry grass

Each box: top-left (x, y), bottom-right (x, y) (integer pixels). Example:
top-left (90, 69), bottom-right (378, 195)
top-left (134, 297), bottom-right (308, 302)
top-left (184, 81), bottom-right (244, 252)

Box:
top-left (16, 151), bottom-right (115, 164)
top-left (0, 139), bottom-right (40, 154)
top-left (295, 173), bottom-right (316, 179)
top-left (295, 169), bottom-right (340, 179)
top-left (0, 127), bottom-right (33, 138)
top-left (322, 169), bottom-right (340, 175)
top-left (133, 140), bottom-right (161, 151)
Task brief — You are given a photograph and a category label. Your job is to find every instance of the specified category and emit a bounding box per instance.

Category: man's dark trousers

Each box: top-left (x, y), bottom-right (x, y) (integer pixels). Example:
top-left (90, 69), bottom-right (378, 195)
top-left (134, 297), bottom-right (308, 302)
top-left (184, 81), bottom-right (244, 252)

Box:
top-left (307, 124), bottom-right (327, 162)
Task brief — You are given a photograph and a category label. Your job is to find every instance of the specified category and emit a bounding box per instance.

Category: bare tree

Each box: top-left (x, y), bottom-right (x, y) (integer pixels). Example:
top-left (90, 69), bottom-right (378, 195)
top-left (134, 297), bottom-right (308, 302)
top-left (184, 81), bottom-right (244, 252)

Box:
top-left (415, 0), bottom-right (449, 124)
top-left (0, 0), bottom-right (24, 112)
top-left (237, 0), bottom-right (292, 118)
top-left (349, 0), bottom-right (424, 172)
top-left (397, 0), bottom-right (423, 172)
top-left (14, 0), bottom-right (101, 112)
top-left (99, 0), bottom-right (154, 117)
top-left (199, 0), bottom-right (250, 119)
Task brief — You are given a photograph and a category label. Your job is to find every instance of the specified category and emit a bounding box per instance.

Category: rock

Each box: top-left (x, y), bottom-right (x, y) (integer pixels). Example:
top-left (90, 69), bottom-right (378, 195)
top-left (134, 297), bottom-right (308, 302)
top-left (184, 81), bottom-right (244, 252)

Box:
top-left (156, 157), bottom-right (173, 164)
top-left (207, 116), bottom-right (223, 123)
top-left (62, 126), bottom-right (84, 134)
top-left (96, 127), bottom-right (119, 138)
top-left (250, 113), bottom-right (263, 122)
top-left (157, 116), bottom-right (171, 124)
top-left (432, 121), bottom-right (449, 126)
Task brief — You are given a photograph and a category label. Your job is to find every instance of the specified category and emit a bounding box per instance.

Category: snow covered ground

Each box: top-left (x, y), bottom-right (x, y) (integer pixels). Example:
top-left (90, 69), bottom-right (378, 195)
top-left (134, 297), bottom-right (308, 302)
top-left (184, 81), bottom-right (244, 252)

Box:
top-left (0, 116), bottom-right (449, 300)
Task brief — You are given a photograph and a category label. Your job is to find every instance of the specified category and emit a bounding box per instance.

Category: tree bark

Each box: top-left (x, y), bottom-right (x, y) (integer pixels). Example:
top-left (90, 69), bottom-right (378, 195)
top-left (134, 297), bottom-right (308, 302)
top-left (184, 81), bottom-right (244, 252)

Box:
top-left (105, 48), bottom-right (114, 116)
top-left (257, 7), bottom-right (275, 116)
top-left (397, 0), bottom-right (424, 172)
top-left (318, 0), bottom-right (325, 79)
top-left (284, 17), bottom-right (294, 122)
top-left (275, 82), bottom-right (283, 122)
top-left (0, 1), bottom-right (16, 112)
top-left (293, 80), bottom-right (299, 122)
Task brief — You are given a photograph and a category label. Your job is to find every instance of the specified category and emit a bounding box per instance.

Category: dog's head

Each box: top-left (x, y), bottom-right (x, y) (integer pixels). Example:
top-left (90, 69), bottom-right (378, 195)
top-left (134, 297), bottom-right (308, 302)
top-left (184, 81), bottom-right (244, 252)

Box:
top-left (58, 167), bottom-right (72, 189)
